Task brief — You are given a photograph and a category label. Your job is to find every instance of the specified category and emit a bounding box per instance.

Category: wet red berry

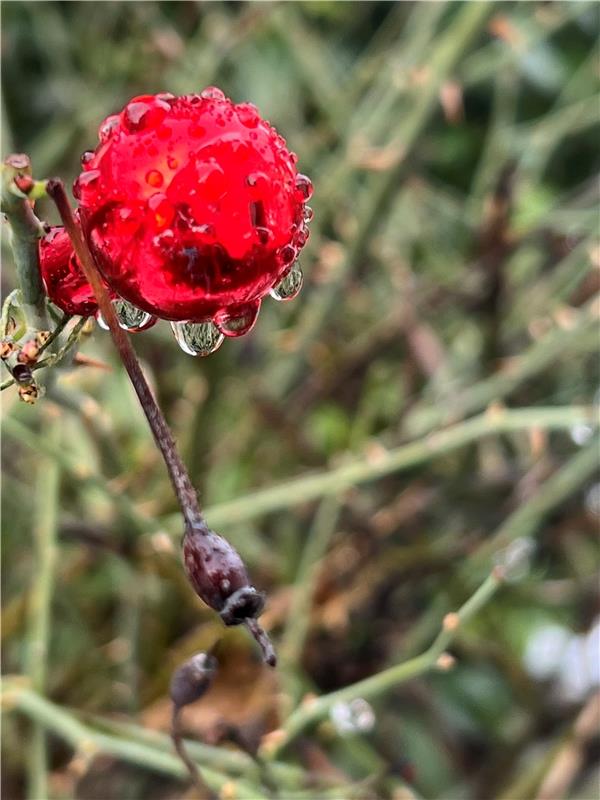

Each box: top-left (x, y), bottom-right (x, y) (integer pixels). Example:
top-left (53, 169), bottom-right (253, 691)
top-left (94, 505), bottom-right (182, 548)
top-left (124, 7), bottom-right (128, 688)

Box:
top-left (38, 223), bottom-right (99, 317)
top-left (74, 90), bottom-right (313, 328)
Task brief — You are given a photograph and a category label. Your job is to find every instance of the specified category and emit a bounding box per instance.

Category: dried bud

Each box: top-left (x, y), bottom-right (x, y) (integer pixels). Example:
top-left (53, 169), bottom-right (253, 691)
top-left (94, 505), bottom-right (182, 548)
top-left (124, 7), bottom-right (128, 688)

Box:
top-left (36, 331), bottom-right (51, 348)
top-left (18, 383), bottom-right (39, 404)
top-left (12, 362), bottom-right (34, 385)
top-left (170, 651), bottom-right (217, 709)
top-left (17, 340), bottom-right (40, 365)
top-left (0, 339), bottom-right (17, 360)
top-left (183, 524), bottom-right (265, 625)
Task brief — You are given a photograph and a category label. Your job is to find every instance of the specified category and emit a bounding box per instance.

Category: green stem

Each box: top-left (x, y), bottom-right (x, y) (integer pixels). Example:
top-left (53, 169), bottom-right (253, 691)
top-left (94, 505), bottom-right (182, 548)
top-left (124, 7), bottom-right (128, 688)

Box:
top-left (270, 571), bottom-right (503, 756)
top-left (202, 405), bottom-right (597, 528)
top-left (1, 156), bottom-right (48, 331)
top-left (1, 316), bottom-right (87, 391)
top-left (24, 417), bottom-right (61, 799)
top-left (280, 497), bottom-right (341, 673)
top-left (2, 682), bottom-right (268, 800)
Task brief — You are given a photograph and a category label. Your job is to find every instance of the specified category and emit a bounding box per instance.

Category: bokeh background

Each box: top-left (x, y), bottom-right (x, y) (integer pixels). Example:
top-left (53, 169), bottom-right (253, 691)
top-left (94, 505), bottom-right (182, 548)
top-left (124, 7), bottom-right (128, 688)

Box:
top-left (2, 2), bottom-right (599, 799)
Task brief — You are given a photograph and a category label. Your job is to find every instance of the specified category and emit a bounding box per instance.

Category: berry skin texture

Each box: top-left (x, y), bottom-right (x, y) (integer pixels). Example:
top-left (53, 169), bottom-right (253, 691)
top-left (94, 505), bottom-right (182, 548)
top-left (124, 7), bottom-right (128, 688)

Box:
top-left (39, 224), bottom-right (99, 317)
top-left (74, 89), bottom-right (313, 327)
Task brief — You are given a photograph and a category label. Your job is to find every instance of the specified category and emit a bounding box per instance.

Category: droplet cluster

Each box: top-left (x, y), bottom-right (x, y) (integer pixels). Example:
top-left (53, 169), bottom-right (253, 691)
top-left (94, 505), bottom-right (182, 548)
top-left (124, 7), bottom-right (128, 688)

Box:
top-left (66, 89), bottom-right (312, 351)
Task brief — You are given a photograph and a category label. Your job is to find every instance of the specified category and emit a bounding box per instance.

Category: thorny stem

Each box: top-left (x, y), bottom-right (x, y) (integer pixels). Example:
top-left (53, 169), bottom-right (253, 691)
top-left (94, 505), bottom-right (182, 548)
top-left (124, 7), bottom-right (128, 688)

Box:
top-left (46, 179), bottom-right (203, 531)
top-left (46, 179), bottom-right (275, 664)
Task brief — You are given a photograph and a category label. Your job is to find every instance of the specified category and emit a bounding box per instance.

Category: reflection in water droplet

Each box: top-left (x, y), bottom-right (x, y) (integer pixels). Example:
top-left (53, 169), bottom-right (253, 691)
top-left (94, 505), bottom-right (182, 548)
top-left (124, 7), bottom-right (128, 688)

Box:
top-left (171, 320), bottom-right (224, 356)
top-left (270, 264), bottom-right (303, 301)
top-left (200, 86), bottom-right (226, 101)
top-left (113, 299), bottom-right (157, 332)
top-left (145, 169), bottom-right (164, 188)
top-left (303, 205), bottom-right (314, 223)
top-left (81, 150), bottom-right (95, 167)
top-left (295, 173), bottom-right (313, 201)
top-left (99, 115), bottom-right (120, 143)
top-left (96, 311), bottom-right (109, 331)
top-left (214, 301), bottom-right (260, 338)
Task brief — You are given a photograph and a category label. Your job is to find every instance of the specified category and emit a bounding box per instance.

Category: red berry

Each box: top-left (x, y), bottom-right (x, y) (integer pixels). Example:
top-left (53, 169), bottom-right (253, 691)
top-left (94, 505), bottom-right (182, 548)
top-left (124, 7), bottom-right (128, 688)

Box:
top-left (74, 90), bottom-right (313, 331)
top-left (39, 223), bottom-right (99, 317)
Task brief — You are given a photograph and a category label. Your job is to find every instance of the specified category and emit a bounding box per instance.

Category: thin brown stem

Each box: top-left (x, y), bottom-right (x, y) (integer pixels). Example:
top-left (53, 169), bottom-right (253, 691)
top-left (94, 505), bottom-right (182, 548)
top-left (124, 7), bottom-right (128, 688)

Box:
top-left (171, 706), bottom-right (216, 800)
top-left (45, 179), bottom-right (204, 533)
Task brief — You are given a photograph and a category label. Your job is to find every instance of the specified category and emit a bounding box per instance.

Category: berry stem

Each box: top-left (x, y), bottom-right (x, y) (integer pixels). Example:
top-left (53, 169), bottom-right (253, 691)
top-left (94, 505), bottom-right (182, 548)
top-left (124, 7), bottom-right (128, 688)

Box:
top-left (46, 179), bottom-right (204, 532)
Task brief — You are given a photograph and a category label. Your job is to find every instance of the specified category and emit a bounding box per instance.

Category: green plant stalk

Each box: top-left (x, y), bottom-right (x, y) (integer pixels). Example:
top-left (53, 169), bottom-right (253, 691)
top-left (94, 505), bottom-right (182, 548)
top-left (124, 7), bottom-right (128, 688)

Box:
top-left (274, 0), bottom-right (492, 393)
top-left (269, 570), bottom-right (503, 756)
top-left (24, 417), bottom-right (61, 799)
top-left (280, 497), bottom-right (341, 674)
top-left (472, 436), bottom-right (600, 568)
top-left (1, 158), bottom-right (48, 331)
top-left (201, 405), bottom-right (597, 528)
top-left (404, 297), bottom-right (599, 436)
top-left (2, 682), bottom-right (268, 800)
top-left (5, 405), bottom-right (596, 540)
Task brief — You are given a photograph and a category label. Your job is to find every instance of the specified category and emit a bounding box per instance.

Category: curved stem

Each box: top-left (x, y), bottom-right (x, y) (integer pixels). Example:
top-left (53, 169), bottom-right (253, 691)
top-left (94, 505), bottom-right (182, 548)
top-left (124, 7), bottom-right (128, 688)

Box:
top-left (46, 179), bottom-right (204, 533)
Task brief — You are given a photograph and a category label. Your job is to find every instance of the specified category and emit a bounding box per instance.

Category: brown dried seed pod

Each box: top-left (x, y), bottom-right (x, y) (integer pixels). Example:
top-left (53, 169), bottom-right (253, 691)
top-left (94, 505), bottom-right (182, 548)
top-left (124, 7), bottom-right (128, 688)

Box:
top-left (18, 383), bottom-right (39, 404)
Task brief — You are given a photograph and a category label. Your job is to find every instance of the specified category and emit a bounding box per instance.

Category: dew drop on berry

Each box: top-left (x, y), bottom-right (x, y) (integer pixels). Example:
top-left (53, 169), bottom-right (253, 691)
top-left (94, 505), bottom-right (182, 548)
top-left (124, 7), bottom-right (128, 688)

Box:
top-left (145, 169), bottom-right (164, 188)
top-left (189, 122), bottom-right (207, 138)
top-left (99, 115), bottom-right (120, 143)
top-left (277, 244), bottom-right (297, 267)
top-left (148, 193), bottom-right (174, 229)
top-left (303, 205), bottom-right (314, 223)
top-left (236, 102), bottom-right (259, 128)
top-left (214, 300), bottom-right (261, 338)
top-left (255, 227), bottom-right (271, 245)
top-left (295, 174), bottom-right (313, 201)
top-left (95, 311), bottom-right (109, 331)
top-left (73, 170), bottom-right (100, 200)
top-left (81, 150), bottom-right (95, 167)
top-left (171, 320), bottom-right (224, 356)
top-left (270, 264), bottom-right (303, 301)
top-left (167, 156), bottom-right (178, 170)
top-left (113, 299), bottom-right (157, 332)
top-left (200, 86), bottom-right (226, 101)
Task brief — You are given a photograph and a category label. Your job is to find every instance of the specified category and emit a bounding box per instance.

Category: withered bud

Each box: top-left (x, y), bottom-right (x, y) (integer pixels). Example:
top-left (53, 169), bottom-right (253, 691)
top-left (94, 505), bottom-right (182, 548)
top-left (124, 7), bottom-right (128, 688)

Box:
top-left (17, 340), bottom-right (40, 365)
top-left (170, 651), bottom-right (217, 709)
top-left (36, 330), bottom-right (52, 347)
top-left (12, 362), bottom-right (34, 385)
top-left (18, 383), bottom-right (39, 404)
top-left (0, 339), bottom-right (17, 360)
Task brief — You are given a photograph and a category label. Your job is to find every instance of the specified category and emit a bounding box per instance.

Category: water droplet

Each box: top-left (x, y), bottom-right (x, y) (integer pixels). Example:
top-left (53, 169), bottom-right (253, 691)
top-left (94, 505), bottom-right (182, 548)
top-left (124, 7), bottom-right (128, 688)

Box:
top-left (295, 174), bottom-right (313, 201)
top-left (124, 102), bottom-right (151, 131)
top-left (96, 310), bottom-right (109, 331)
top-left (214, 301), bottom-right (261, 338)
top-left (80, 150), bottom-right (95, 167)
top-left (330, 698), bottom-right (375, 735)
top-left (200, 86), bottom-right (226, 101)
top-left (236, 102), bottom-right (259, 128)
top-left (277, 244), bottom-right (297, 267)
top-left (146, 169), bottom-right (164, 188)
top-left (189, 122), bottom-right (206, 138)
top-left (171, 320), bottom-right (224, 356)
top-left (255, 227), bottom-right (271, 245)
top-left (113, 299), bottom-right (157, 332)
top-left (73, 170), bottom-right (100, 200)
top-left (99, 115), bottom-right (120, 143)
top-left (270, 264), bottom-right (303, 301)
top-left (303, 205), bottom-right (314, 223)
top-left (167, 155), bottom-right (178, 170)
top-left (148, 193), bottom-right (174, 229)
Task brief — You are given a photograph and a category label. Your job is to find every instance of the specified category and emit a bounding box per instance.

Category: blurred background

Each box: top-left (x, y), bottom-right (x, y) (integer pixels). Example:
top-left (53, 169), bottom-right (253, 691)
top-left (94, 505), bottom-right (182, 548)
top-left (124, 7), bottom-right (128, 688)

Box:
top-left (2, 2), bottom-right (599, 799)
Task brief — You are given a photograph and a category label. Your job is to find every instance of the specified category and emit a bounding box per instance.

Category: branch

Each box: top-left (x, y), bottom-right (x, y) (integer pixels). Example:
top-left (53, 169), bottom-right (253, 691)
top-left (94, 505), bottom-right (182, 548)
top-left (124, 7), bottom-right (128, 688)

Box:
top-left (1, 155), bottom-right (48, 331)
top-left (268, 570), bottom-right (504, 757)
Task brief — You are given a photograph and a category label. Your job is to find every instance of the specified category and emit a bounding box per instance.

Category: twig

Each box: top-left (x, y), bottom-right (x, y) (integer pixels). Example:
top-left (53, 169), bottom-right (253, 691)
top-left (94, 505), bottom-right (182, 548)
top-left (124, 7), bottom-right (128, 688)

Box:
top-left (1, 681), bottom-right (268, 800)
top-left (24, 415), bottom-right (61, 799)
top-left (1, 155), bottom-right (48, 330)
top-left (268, 570), bottom-right (504, 757)
top-left (172, 705), bottom-right (216, 800)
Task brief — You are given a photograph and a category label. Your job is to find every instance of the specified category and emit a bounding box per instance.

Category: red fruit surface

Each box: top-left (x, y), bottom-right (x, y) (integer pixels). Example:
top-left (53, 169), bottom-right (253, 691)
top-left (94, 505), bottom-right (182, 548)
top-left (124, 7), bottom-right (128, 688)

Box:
top-left (74, 89), bottom-right (312, 323)
top-left (38, 224), bottom-right (99, 317)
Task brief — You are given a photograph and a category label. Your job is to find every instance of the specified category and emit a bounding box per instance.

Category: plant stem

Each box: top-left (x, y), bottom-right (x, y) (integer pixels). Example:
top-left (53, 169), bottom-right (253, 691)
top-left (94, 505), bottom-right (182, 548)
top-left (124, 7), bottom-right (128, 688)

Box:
top-left (280, 497), bottom-right (340, 670)
top-left (2, 681), bottom-right (268, 800)
top-left (1, 155), bottom-right (48, 331)
top-left (201, 405), bottom-right (598, 528)
top-left (24, 415), bottom-right (61, 799)
top-left (45, 179), bottom-right (203, 533)
top-left (269, 570), bottom-right (503, 756)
